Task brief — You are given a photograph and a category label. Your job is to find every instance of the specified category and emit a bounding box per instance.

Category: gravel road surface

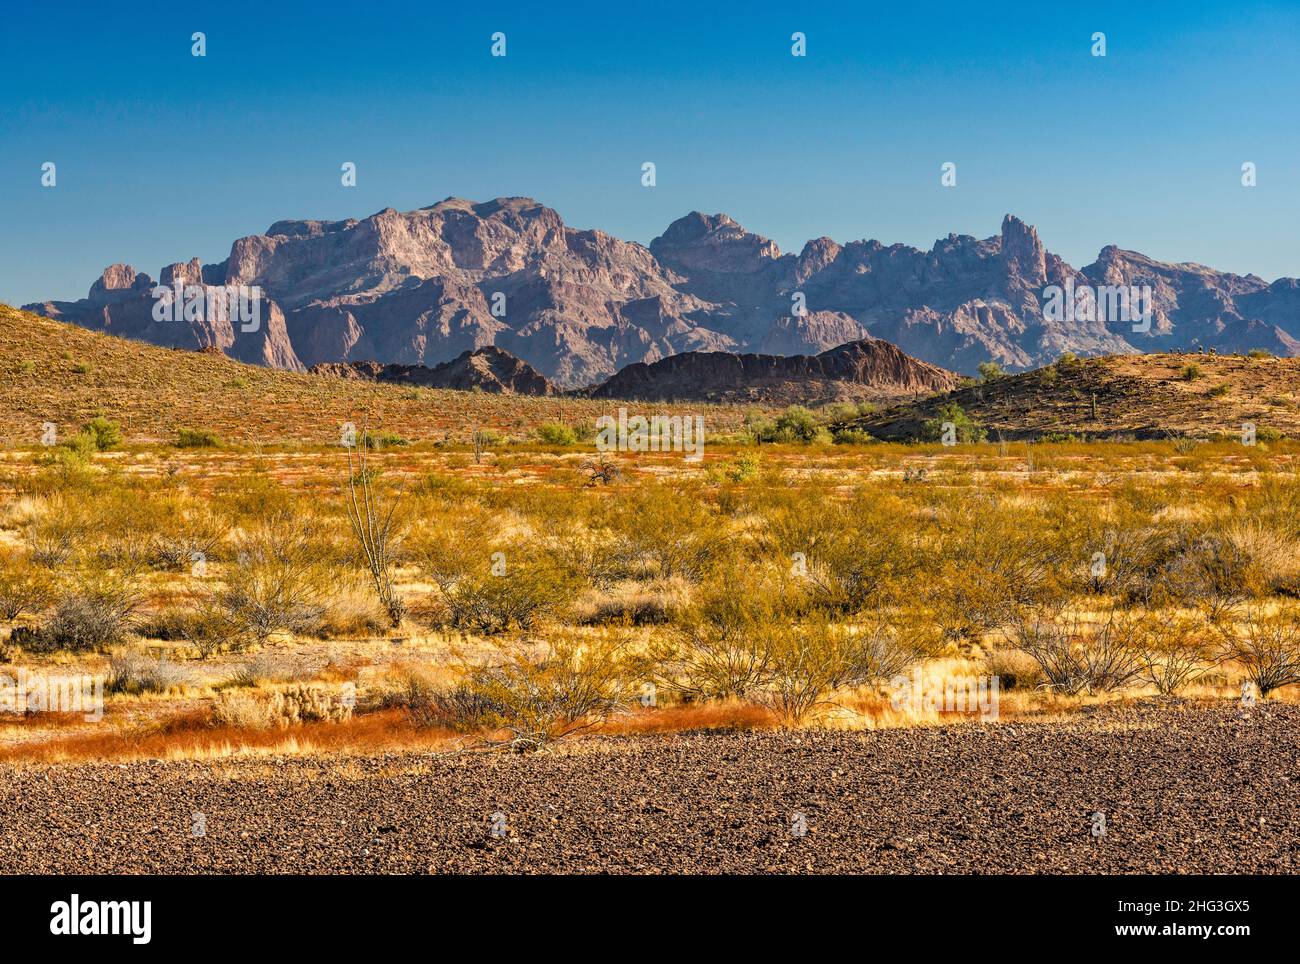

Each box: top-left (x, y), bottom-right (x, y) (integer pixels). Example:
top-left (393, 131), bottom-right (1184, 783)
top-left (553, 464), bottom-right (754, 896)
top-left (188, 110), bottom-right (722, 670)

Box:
top-left (1, 702), bottom-right (1297, 874)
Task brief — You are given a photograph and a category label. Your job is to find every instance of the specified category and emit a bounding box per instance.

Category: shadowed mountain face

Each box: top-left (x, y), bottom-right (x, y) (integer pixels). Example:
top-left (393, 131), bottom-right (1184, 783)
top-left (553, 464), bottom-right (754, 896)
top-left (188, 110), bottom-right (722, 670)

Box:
top-left (590, 337), bottom-right (959, 405)
top-left (24, 197), bottom-right (1300, 386)
top-left (310, 346), bottom-right (556, 395)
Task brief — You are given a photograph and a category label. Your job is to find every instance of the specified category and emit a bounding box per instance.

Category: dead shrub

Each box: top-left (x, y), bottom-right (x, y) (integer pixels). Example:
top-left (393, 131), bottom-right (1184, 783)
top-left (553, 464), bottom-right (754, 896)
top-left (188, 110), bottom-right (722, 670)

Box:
top-left (27, 574), bottom-right (141, 653)
top-left (1218, 606), bottom-right (1300, 696)
top-left (1008, 611), bottom-right (1144, 695)
top-left (1132, 613), bottom-right (1218, 695)
top-left (450, 634), bottom-right (637, 750)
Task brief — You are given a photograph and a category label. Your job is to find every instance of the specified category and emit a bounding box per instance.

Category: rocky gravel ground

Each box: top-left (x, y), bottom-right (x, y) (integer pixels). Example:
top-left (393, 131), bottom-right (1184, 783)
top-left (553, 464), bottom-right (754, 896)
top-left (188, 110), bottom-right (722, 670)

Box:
top-left (1, 701), bottom-right (1297, 874)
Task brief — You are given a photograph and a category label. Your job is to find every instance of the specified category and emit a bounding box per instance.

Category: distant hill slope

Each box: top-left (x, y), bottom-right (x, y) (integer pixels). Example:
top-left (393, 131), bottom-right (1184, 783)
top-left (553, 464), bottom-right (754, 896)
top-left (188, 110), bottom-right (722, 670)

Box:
top-left (0, 306), bottom-right (737, 444)
top-left (311, 347), bottom-right (556, 395)
top-left (589, 337), bottom-right (959, 404)
top-left (845, 353), bottom-right (1300, 440)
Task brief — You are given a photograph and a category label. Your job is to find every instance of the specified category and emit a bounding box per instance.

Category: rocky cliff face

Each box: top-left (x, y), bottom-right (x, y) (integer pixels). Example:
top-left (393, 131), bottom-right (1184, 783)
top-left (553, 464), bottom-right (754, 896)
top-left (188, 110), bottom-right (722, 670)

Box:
top-left (25, 198), bottom-right (1300, 383)
top-left (27, 262), bottom-right (303, 370)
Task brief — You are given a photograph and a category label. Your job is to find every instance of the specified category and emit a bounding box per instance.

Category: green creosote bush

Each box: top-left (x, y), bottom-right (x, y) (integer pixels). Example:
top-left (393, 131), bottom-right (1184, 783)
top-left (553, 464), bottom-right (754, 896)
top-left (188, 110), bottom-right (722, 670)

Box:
top-left (831, 427), bottom-right (874, 445)
top-left (745, 405), bottom-right (832, 444)
top-left (81, 417), bottom-right (122, 451)
top-left (0, 550), bottom-right (55, 626)
top-left (919, 402), bottom-right (986, 443)
top-left (175, 428), bottom-right (223, 448)
top-left (534, 422), bottom-right (579, 446)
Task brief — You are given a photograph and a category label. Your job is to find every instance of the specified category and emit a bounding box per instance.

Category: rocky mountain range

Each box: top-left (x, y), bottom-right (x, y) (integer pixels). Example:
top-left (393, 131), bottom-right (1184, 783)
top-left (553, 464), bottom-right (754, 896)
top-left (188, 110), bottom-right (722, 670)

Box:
top-left (25, 197), bottom-right (1300, 386)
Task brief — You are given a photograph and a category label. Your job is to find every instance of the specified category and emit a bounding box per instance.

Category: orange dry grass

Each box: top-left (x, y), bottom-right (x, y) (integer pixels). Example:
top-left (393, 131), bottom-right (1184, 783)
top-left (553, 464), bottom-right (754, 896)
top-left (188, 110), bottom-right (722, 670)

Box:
top-left (0, 711), bottom-right (86, 729)
top-left (0, 699), bottom-right (784, 765)
top-left (0, 709), bottom-right (463, 765)
top-left (602, 701), bottom-right (778, 735)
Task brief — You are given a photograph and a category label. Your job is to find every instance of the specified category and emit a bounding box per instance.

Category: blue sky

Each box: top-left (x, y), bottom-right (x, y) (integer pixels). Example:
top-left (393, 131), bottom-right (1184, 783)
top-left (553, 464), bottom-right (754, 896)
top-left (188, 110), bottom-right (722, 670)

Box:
top-left (2, 0), bottom-right (1297, 305)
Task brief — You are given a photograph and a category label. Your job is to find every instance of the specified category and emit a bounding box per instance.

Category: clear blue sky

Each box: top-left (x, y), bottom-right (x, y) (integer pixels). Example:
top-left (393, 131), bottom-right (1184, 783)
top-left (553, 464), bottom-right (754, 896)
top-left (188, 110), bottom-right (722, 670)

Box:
top-left (2, 0), bottom-right (1297, 306)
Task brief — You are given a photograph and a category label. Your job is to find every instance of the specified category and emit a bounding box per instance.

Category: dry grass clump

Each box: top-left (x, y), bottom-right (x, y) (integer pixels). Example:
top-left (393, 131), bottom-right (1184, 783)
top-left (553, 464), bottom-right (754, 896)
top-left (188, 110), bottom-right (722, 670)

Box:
top-left (106, 649), bottom-right (192, 695)
top-left (212, 684), bottom-right (354, 729)
top-left (223, 653), bottom-right (319, 689)
top-left (574, 579), bottom-right (687, 626)
top-left (313, 585), bottom-right (390, 639)
top-left (982, 646), bottom-right (1045, 691)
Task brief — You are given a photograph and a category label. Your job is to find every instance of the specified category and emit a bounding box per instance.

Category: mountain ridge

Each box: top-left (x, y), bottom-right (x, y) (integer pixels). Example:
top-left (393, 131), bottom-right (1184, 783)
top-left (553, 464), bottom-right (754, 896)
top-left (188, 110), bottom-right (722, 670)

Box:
top-left (24, 198), bottom-right (1300, 385)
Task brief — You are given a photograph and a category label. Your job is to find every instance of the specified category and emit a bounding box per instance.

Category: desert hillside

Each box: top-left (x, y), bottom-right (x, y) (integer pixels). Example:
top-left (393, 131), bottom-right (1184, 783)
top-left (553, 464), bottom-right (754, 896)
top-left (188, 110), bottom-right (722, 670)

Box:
top-left (848, 352), bottom-right (1300, 440)
top-left (0, 305), bottom-right (741, 444)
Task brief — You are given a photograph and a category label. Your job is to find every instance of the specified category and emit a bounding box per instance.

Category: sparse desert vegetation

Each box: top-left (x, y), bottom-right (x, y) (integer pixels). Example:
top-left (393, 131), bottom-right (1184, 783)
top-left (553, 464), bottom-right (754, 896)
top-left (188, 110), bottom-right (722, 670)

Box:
top-left (3, 417), bottom-right (1299, 766)
top-left (4, 307), bottom-right (1300, 877)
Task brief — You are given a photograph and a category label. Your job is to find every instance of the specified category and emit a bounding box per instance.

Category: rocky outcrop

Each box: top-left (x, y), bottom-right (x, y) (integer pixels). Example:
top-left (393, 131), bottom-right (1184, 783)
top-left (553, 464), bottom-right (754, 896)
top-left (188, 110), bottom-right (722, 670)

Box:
top-left (311, 346), bottom-right (555, 395)
top-left (27, 265), bottom-right (302, 370)
top-left (25, 199), bottom-right (1300, 382)
top-left (589, 337), bottom-right (959, 405)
